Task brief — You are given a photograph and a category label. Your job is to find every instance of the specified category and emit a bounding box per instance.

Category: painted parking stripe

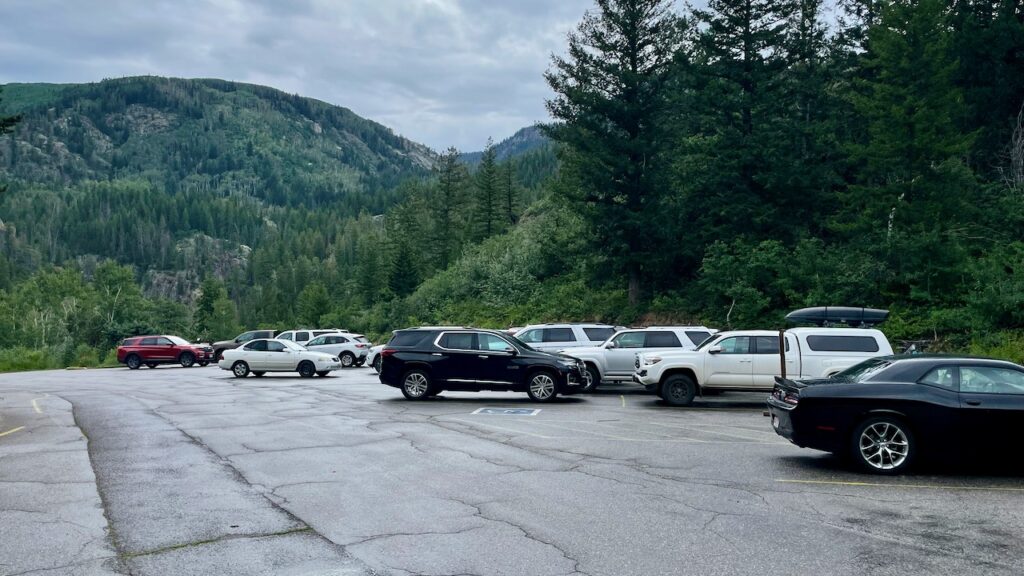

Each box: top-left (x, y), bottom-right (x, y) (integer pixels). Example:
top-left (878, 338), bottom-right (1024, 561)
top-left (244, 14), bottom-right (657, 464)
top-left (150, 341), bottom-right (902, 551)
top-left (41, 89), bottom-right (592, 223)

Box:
top-left (776, 479), bottom-right (1024, 492)
top-left (0, 426), bottom-right (25, 438)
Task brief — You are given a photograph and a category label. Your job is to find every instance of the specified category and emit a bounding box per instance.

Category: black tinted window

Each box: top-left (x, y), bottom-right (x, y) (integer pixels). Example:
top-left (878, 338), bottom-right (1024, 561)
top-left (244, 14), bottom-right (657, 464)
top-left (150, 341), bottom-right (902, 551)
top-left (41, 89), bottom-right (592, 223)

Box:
top-left (296, 331), bottom-right (310, 342)
top-left (919, 366), bottom-right (957, 391)
top-left (389, 331), bottom-right (431, 347)
top-left (439, 333), bottom-right (475, 350)
top-left (583, 327), bottom-right (615, 341)
top-left (685, 331), bottom-right (712, 346)
top-left (806, 335), bottom-right (880, 353)
top-left (245, 340), bottom-right (268, 351)
top-left (754, 336), bottom-right (781, 354)
top-left (645, 331), bottom-right (682, 348)
top-left (544, 328), bottom-right (576, 342)
top-left (140, 337), bottom-right (157, 345)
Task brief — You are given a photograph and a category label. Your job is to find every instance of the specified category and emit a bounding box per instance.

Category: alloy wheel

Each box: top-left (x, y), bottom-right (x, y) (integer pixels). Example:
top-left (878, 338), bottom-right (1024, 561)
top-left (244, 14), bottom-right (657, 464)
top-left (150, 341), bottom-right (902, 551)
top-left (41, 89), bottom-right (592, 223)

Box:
top-left (859, 422), bottom-right (909, 471)
top-left (404, 372), bottom-right (429, 398)
top-left (529, 374), bottom-right (555, 401)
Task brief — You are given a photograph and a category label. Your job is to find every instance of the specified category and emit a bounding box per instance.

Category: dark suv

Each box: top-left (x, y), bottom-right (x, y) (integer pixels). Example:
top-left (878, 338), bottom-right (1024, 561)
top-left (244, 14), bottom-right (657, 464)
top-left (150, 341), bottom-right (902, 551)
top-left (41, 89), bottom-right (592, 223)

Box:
top-left (379, 328), bottom-right (587, 402)
top-left (212, 329), bottom-right (278, 361)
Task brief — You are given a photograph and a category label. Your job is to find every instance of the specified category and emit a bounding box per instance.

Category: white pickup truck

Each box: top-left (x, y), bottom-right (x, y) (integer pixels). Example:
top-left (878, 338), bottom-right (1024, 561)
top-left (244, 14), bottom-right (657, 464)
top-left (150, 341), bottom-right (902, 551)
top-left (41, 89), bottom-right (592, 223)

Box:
top-left (633, 328), bottom-right (893, 406)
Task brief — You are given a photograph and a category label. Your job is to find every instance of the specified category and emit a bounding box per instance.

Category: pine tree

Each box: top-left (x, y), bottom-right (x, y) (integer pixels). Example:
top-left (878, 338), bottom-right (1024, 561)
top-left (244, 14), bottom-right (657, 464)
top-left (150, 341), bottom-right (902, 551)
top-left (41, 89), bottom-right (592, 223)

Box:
top-left (474, 138), bottom-right (500, 239)
top-left (545, 0), bottom-right (683, 305)
top-left (297, 281), bottom-right (330, 326)
top-left (431, 147), bottom-right (468, 270)
top-left (503, 162), bottom-right (520, 226)
top-left (0, 87), bottom-right (22, 195)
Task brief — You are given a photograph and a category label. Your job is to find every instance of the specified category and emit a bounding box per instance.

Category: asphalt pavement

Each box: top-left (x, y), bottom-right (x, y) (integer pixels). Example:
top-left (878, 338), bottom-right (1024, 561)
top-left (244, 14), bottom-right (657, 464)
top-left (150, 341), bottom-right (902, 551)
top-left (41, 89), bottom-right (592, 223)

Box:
top-left (1, 366), bottom-right (1022, 576)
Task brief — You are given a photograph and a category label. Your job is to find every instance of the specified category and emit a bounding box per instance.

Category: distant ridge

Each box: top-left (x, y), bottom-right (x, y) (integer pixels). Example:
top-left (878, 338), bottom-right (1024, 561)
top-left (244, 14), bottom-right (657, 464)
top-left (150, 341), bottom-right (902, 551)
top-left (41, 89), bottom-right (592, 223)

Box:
top-left (460, 125), bottom-right (550, 166)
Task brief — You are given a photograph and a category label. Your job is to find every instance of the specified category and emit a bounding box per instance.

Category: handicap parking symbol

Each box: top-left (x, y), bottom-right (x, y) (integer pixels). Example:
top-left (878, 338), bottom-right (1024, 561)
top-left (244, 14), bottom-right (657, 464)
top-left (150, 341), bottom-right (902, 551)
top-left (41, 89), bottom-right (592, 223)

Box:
top-left (472, 408), bottom-right (541, 416)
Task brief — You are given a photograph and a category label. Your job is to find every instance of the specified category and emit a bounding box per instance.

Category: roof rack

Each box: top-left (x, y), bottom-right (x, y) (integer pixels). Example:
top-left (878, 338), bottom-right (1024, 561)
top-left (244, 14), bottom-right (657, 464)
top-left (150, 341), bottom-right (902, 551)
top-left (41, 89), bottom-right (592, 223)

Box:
top-left (785, 307), bottom-right (889, 327)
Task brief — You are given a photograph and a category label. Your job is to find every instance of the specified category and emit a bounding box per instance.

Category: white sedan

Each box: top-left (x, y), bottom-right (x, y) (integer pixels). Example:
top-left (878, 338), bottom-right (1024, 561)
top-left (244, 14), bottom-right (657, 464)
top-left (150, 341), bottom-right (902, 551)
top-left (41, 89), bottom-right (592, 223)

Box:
top-left (218, 338), bottom-right (341, 378)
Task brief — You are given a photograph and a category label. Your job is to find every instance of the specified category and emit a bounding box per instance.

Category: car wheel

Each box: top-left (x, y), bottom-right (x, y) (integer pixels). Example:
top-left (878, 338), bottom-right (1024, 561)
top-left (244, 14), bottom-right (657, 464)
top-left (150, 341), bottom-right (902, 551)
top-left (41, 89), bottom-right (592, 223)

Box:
top-left (401, 370), bottom-right (432, 400)
top-left (581, 363), bottom-right (601, 392)
top-left (372, 355), bottom-right (382, 373)
top-left (662, 374), bottom-right (696, 407)
top-left (199, 361), bottom-right (209, 367)
top-left (146, 363), bottom-right (158, 369)
top-left (340, 352), bottom-right (355, 368)
top-left (527, 371), bottom-right (558, 402)
top-left (179, 352), bottom-right (196, 368)
top-left (125, 355), bottom-right (141, 370)
top-left (851, 416), bottom-right (915, 475)
top-left (298, 361), bottom-right (316, 378)
top-left (316, 371), bottom-right (330, 377)
top-left (232, 361), bottom-right (250, 378)
top-left (253, 371), bottom-right (265, 377)
top-left (355, 359), bottom-right (365, 367)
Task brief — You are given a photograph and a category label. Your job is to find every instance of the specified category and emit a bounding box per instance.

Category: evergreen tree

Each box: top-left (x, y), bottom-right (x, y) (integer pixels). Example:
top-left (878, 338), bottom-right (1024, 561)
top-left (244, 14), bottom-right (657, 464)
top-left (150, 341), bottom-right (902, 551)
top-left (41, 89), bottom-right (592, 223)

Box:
top-left (431, 147), bottom-right (468, 270)
top-left (545, 0), bottom-right (684, 304)
top-left (297, 281), bottom-right (330, 326)
top-left (0, 88), bottom-right (21, 195)
top-left (388, 241), bottom-right (420, 297)
top-left (474, 138), bottom-right (501, 239)
top-left (193, 278), bottom-right (238, 341)
top-left (503, 162), bottom-right (520, 225)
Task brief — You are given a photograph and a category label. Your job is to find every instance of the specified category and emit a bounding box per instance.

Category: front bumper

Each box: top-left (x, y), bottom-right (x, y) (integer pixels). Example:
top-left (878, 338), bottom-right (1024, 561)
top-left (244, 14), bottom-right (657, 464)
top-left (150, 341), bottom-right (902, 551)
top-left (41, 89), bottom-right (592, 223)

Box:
top-left (557, 363), bottom-right (586, 394)
top-left (632, 368), bottom-right (659, 389)
top-left (317, 361), bottom-right (343, 371)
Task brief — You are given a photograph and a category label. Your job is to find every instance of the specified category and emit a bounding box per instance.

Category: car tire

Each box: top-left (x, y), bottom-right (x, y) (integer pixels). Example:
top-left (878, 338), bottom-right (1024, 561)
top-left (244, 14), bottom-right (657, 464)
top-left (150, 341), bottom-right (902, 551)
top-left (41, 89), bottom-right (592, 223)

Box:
top-left (372, 355), bottom-right (382, 373)
top-left (400, 369), bottom-right (432, 400)
top-left (253, 371), bottom-right (265, 377)
top-left (340, 352), bottom-right (355, 368)
top-left (125, 355), bottom-right (142, 370)
top-left (298, 361), bottom-right (316, 378)
top-left (232, 361), bottom-right (250, 378)
top-left (179, 352), bottom-right (196, 368)
top-left (581, 363), bottom-right (601, 392)
top-left (355, 359), bottom-right (365, 367)
top-left (851, 416), bottom-right (915, 475)
top-left (146, 363), bottom-right (158, 369)
top-left (199, 361), bottom-right (209, 367)
top-left (661, 374), bottom-right (697, 407)
top-left (526, 371), bottom-right (559, 403)
top-left (316, 371), bottom-right (330, 377)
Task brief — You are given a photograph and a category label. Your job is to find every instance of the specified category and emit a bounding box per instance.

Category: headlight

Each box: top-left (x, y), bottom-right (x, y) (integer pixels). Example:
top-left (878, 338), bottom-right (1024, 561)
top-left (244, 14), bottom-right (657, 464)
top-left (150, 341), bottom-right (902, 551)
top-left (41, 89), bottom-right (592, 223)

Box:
top-left (644, 356), bottom-right (662, 365)
top-left (558, 359), bottom-right (576, 366)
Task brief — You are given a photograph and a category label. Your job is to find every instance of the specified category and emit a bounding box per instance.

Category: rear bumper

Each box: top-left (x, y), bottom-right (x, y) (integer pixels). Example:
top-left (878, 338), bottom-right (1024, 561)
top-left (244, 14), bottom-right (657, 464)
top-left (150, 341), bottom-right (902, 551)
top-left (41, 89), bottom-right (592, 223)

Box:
top-left (767, 398), bottom-right (842, 453)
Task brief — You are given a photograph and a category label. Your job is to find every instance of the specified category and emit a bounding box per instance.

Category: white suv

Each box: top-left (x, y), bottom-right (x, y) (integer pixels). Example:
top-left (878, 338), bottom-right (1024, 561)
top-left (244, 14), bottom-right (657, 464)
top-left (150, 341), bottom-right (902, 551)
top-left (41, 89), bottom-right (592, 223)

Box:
top-left (514, 323), bottom-right (620, 352)
top-left (304, 333), bottom-right (371, 368)
top-left (562, 326), bottom-right (716, 390)
top-left (277, 329), bottom-right (349, 346)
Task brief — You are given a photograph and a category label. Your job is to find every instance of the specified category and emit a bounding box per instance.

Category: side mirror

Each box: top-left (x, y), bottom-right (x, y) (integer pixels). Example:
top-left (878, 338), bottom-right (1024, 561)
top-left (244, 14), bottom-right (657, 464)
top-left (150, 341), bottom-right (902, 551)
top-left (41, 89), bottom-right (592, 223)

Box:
top-left (504, 346), bottom-right (518, 355)
top-left (708, 345), bottom-right (722, 355)
top-left (606, 341), bottom-right (618, 349)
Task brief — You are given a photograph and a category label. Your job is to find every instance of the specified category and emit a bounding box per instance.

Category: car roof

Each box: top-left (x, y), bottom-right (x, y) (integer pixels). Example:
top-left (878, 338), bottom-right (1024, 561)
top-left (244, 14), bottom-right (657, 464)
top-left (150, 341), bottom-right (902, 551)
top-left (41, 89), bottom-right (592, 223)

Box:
top-left (882, 354), bottom-right (1023, 367)
top-left (786, 327), bottom-right (886, 335)
top-left (518, 323), bottom-right (615, 330)
top-left (622, 326), bottom-right (712, 331)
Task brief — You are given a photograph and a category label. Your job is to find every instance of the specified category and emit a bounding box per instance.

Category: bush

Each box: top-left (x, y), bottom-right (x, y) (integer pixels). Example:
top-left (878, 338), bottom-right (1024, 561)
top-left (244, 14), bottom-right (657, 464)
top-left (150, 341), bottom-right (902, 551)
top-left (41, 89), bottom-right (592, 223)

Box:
top-left (0, 347), bottom-right (63, 372)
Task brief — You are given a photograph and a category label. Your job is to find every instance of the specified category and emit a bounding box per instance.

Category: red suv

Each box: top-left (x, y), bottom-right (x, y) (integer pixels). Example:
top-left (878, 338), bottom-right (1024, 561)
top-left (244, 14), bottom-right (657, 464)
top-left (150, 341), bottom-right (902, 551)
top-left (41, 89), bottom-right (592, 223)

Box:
top-left (117, 335), bottom-right (214, 370)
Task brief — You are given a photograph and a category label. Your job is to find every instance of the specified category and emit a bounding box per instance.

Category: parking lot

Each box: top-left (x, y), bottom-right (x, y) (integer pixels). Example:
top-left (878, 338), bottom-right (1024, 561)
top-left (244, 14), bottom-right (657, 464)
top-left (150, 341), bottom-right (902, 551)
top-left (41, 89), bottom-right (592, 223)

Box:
top-left (1, 366), bottom-right (1022, 576)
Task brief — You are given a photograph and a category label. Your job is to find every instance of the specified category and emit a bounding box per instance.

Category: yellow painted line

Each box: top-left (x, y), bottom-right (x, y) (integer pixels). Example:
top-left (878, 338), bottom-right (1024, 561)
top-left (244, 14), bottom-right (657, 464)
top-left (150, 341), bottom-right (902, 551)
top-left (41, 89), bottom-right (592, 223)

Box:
top-left (620, 395), bottom-right (626, 408)
top-left (0, 426), bottom-right (25, 438)
top-left (776, 479), bottom-right (1024, 493)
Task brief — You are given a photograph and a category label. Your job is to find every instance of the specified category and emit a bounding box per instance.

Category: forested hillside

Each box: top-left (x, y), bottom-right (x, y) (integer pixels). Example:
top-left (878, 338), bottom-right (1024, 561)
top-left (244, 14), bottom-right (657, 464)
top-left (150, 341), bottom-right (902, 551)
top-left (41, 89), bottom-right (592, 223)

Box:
top-left (1, 0), bottom-right (1023, 372)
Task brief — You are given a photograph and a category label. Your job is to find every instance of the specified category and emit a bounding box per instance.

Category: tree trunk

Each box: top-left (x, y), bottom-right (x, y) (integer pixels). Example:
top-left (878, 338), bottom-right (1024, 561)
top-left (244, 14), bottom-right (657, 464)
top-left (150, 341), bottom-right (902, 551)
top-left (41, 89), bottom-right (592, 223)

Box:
top-left (628, 265), bottom-right (641, 306)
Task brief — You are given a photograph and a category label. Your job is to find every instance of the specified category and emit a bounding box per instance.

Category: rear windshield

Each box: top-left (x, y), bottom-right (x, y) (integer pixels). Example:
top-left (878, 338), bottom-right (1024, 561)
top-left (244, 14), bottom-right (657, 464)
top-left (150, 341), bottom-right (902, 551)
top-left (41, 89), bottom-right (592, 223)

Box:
top-left (833, 358), bottom-right (892, 381)
top-left (685, 331), bottom-right (713, 346)
top-left (389, 330), bottom-right (432, 347)
top-left (583, 327), bottom-right (615, 342)
top-left (806, 335), bottom-right (880, 353)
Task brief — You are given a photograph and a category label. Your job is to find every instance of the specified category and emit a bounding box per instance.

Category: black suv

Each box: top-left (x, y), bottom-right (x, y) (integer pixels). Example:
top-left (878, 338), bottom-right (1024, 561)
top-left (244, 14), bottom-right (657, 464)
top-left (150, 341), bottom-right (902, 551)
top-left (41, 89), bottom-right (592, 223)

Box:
top-left (379, 328), bottom-right (587, 402)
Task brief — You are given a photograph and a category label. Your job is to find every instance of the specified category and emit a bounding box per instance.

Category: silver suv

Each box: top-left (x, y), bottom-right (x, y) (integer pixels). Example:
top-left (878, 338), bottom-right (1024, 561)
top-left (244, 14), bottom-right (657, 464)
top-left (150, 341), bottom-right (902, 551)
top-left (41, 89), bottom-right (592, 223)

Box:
top-left (562, 326), bottom-right (716, 390)
top-left (513, 323), bottom-right (621, 352)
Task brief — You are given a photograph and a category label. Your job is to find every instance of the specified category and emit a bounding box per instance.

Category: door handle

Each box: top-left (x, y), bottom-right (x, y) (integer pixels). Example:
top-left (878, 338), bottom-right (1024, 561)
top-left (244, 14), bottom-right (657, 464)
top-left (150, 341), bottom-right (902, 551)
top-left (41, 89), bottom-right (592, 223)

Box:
top-left (478, 355), bottom-right (489, 359)
top-left (964, 400), bottom-right (982, 406)
top-left (431, 353), bottom-right (443, 356)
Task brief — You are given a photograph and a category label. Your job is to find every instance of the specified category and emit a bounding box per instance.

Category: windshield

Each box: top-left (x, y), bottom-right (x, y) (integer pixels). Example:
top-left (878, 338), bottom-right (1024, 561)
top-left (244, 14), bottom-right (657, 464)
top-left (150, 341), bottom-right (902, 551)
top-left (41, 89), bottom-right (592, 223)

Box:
top-left (504, 334), bottom-right (536, 352)
top-left (833, 357), bottom-right (893, 382)
top-left (695, 334), bottom-right (723, 351)
top-left (280, 339), bottom-right (306, 351)
top-left (167, 336), bottom-right (190, 346)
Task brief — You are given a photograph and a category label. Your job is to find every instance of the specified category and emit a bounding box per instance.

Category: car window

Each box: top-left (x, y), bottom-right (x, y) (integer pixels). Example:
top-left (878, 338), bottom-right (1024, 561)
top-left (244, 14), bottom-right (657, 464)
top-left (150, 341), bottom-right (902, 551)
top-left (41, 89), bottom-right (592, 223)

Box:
top-left (266, 341), bottom-right (286, 352)
top-left (245, 340), bottom-right (268, 352)
top-left (278, 332), bottom-right (294, 341)
top-left (919, 366), bottom-right (957, 391)
top-left (645, 331), bottom-right (682, 348)
top-left (155, 337), bottom-right (173, 346)
top-left (479, 333), bottom-right (512, 352)
top-left (296, 331), bottom-right (310, 342)
top-left (337, 336), bottom-right (349, 343)
top-left (613, 332), bottom-right (646, 348)
top-left (753, 336), bottom-right (791, 354)
top-left (583, 327), bottom-right (615, 342)
top-left (960, 366), bottom-right (1024, 395)
top-left (355, 336), bottom-right (369, 343)
top-left (805, 335), bottom-right (880, 353)
top-left (439, 332), bottom-right (475, 351)
top-left (544, 328), bottom-right (576, 342)
top-left (834, 358), bottom-right (892, 381)
top-left (307, 336), bottom-right (326, 346)
top-left (716, 336), bottom-right (750, 354)
top-left (389, 331), bottom-right (431, 347)
top-left (683, 331), bottom-right (711, 346)
top-left (139, 337), bottom-right (157, 346)
top-left (237, 332), bottom-right (255, 343)
top-left (517, 329), bottom-right (543, 343)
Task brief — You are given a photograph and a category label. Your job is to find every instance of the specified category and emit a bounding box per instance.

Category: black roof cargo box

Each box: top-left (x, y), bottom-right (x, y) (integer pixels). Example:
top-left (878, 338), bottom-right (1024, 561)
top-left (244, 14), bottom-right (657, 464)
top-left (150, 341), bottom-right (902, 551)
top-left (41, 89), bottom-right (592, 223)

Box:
top-left (785, 307), bottom-right (889, 327)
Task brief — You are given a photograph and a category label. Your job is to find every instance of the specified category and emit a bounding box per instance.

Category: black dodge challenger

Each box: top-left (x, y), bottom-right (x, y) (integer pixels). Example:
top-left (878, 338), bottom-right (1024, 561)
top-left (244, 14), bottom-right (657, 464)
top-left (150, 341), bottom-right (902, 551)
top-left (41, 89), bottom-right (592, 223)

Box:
top-left (767, 355), bottom-right (1024, 474)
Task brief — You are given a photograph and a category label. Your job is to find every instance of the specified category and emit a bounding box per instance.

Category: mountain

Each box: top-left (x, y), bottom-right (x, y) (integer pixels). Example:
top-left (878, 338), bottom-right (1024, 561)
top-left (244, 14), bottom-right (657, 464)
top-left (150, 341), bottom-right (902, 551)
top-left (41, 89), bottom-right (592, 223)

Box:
top-left (0, 77), bottom-right (435, 210)
top-left (460, 125), bottom-right (550, 165)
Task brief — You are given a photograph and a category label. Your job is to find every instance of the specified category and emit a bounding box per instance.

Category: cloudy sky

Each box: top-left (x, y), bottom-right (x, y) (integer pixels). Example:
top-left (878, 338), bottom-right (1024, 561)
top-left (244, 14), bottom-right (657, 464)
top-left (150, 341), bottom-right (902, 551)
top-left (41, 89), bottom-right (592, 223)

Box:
top-left (0, 0), bottom-right (595, 151)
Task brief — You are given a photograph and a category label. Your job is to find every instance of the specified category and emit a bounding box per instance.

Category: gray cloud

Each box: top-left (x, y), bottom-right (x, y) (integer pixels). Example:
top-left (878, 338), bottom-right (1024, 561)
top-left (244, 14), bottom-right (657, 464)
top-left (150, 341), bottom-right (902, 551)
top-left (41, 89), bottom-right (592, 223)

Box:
top-left (0, 0), bottom-right (594, 151)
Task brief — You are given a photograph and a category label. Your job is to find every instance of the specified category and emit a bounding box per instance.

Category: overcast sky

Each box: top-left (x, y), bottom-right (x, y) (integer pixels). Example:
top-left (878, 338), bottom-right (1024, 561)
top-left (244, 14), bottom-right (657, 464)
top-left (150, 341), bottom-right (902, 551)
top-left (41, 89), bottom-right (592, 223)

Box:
top-left (0, 0), bottom-right (595, 151)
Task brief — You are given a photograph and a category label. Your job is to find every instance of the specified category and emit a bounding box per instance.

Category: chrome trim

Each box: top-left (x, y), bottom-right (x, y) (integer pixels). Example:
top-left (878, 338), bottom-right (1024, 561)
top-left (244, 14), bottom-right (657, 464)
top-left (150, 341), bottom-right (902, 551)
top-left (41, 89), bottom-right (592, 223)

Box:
top-left (434, 331), bottom-right (518, 354)
top-left (446, 378), bottom-right (515, 385)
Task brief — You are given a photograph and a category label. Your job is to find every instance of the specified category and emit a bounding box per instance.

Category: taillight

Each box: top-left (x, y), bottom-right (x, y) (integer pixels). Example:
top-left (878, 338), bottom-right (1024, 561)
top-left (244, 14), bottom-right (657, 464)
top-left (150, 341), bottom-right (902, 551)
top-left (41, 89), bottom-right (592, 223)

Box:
top-left (381, 348), bottom-right (396, 357)
top-left (772, 386), bottom-right (799, 405)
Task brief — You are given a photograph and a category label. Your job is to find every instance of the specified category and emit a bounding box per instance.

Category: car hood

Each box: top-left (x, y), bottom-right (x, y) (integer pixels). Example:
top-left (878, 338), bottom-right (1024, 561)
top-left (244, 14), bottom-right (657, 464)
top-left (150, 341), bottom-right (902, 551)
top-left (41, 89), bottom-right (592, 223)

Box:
top-left (213, 339), bottom-right (237, 348)
top-left (302, 351), bottom-right (337, 361)
top-left (560, 346), bottom-right (605, 356)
